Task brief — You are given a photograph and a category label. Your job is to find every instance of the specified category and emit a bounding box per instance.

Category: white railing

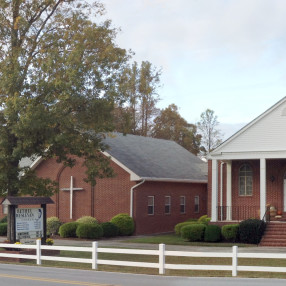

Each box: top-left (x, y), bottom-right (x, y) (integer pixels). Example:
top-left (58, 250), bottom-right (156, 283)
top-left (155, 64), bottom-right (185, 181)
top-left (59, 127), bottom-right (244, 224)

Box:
top-left (1, 242), bottom-right (286, 276)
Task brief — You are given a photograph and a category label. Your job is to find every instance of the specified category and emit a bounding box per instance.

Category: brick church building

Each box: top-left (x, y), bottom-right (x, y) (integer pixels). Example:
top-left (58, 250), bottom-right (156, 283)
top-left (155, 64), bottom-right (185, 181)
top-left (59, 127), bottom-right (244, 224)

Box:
top-left (20, 133), bottom-right (208, 235)
top-left (208, 96), bottom-right (286, 223)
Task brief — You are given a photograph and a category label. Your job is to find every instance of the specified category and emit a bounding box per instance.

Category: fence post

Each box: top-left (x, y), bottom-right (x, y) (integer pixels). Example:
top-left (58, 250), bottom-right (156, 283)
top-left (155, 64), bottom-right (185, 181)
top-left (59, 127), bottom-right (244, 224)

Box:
top-left (92, 241), bottom-right (98, 270)
top-left (159, 243), bottom-right (165, 275)
top-left (232, 246), bottom-right (238, 277)
top-left (36, 239), bottom-right (41, 265)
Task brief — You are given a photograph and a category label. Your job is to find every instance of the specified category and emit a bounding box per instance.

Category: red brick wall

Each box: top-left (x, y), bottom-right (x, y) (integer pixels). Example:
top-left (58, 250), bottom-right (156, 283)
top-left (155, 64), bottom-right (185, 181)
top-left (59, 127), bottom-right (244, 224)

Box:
top-left (208, 159), bottom-right (286, 220)
top-left (133, 181), bottom-right (207, 235)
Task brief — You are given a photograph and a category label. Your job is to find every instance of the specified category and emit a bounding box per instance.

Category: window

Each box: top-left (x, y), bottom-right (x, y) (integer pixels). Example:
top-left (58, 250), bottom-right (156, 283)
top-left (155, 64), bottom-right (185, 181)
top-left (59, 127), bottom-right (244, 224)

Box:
top-left (239, 164), bottom-right (253, 196)
top-left (180, 196), bottom-right (186, 214)
top-left (148, 196), bottom-right (154, 215)
top-left (194, 196), bottom-right (199, 213)
top-left (165, 196), bottom-right (171, 214)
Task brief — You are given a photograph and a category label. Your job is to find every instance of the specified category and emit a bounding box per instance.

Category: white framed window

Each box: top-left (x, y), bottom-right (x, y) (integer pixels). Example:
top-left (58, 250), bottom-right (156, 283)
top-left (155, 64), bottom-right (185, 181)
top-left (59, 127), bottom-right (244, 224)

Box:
top-left (180, 196), bottom-right (186, 214)
top-left (148, 196), bottom-right (154, 215)
top-left (239, 164), bottom-right (253, 196)
top-left (165, 196), bottom-right (171, 214)
top-left (194, 196), bottom-right (199, 213)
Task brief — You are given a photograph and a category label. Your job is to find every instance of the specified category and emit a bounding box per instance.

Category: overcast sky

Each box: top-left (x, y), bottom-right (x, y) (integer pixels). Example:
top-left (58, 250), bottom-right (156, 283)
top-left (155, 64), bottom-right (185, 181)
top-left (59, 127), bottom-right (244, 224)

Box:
top-left (100, 0), bottom-right (286, 138)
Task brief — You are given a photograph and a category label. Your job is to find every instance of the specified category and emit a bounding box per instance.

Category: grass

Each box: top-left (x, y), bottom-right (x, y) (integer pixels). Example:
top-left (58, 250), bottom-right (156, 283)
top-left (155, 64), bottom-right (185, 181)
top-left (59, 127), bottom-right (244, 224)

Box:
top-left (123, 233), bottom-right (254, 247)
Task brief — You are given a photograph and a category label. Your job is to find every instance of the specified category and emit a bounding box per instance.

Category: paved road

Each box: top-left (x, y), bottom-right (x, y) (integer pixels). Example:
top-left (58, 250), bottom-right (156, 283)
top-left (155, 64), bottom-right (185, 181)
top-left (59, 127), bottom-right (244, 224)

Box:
top-left (0, 264), bottom-right (286, 286)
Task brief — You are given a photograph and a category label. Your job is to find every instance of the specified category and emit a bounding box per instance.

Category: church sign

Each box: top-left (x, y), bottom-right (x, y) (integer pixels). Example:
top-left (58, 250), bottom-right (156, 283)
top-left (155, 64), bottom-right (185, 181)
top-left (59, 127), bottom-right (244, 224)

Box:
top-left (15, 208), bottom-right (44, 240)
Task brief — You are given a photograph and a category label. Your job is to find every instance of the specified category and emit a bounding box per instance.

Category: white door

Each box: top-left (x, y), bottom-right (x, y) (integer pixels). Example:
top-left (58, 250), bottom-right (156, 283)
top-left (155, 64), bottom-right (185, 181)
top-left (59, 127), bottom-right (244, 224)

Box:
top-left (284, 179), bottom-right (286, 212)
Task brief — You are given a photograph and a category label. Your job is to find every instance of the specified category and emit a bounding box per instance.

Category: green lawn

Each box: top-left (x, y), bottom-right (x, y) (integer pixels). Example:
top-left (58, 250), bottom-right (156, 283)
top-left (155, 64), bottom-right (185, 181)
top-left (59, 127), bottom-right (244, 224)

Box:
top-left (123, 233), bottom-right (254, 247)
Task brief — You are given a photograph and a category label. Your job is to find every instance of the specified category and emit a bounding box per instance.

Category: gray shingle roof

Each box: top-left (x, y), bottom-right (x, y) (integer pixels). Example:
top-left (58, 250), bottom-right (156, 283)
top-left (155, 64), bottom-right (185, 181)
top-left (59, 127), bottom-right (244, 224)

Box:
top-left (103, 133), bottom-right (207, 182)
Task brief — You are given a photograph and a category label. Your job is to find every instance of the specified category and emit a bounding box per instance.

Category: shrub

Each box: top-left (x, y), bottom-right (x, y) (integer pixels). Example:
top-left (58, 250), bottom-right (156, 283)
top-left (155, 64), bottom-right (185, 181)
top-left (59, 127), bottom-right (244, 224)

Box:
top-left (47, 217), bottom-right (62, 236)
top-left (59, 222), bottom-right (79, 238)
top-left (198, 215), bottom-right (211, 225)
top-left (174, 221), bottom-right (198, 235)
top-left (239, 219), bottom-right (266, 244)
top-left (0, 223), bottom-right (7, 236)
top-left (76, 216), bottom-right (98, 225)
top-left (110, 213), bottom-right (134, 236)
top-left (101, 222), bottom-right (119, 238)
top-left (46, 238), bottom-right (54, 245)
top-left (222, 224), bottom-right (239, 242)
top-left (0, 216), bottom-right (7, 223)
top-left (204, 225), bottom-right (221, 242)
top-left (76, 223), bottom-right (103, 239)
top-left (181, 224), bottom-right (206, 241)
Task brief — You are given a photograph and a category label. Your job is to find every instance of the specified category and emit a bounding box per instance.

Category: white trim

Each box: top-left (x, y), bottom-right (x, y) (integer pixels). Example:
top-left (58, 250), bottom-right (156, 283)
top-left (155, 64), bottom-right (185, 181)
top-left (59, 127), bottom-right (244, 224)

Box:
top-left (130, 180), bottom-right (145, 217)
top-left (211, 159), bottom-right (218, 222)
top-left (211, 150), bottom-right (286, 160)
top-left (210, 96), bottom-right (286, 156)
top-left (30, 156), bottom-right (43, 170)
top-left (141, 177), bottom-right (207, 184)
top-left (103, 151), bottom-right (141, 181)
top-left (260, 158), bottom-right (266, 219)
top-left (226, 161), bottom-right (232, 220)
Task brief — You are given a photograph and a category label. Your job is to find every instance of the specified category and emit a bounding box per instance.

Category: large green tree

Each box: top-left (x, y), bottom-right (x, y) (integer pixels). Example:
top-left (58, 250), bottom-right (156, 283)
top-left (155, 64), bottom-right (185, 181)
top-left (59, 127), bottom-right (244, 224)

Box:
top-left (0, 0), bottom-right (129, 241)
top-left (152, 104), bottom-right (202, 155)
top-left (113, 61), bottom-right (161, 136)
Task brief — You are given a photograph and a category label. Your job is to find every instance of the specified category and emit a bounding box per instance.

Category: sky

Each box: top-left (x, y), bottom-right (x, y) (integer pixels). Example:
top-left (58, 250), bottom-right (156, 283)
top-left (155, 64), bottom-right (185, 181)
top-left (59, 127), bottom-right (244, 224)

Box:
top-left (99, 0), bottom-right (286, 138)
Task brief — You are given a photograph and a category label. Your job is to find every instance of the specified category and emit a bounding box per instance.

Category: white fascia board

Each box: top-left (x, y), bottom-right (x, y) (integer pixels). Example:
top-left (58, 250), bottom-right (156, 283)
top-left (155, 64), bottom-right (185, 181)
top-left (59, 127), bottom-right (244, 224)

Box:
top-left (211, 150), bottom-right (286, 160)
top-left (30, 156), bottom-right (43, 170)
top-left (141, 177), bottom-right (208, 184)
top-left (211, 96), bottom-right (286, 155)
top-left (102, 151), bottom-right (141, 181)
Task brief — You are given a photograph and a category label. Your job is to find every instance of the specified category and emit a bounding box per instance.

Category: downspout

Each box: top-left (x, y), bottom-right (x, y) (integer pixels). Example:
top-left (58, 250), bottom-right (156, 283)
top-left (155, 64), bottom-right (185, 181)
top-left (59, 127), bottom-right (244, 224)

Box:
top-left (220, 162), bottom-right (225, 220)
top-left (130, 179), bottom-right (145, 218)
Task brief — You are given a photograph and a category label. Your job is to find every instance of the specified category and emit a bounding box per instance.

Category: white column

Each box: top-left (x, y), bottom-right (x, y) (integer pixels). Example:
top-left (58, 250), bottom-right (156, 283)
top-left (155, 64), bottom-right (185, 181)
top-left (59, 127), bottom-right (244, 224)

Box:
top-left (260, 158), bottom-right (266, 220)
top-left (211, 159), bottom-right (218, 222)
top-left (226, 161), bottom-right (232, 220)
top-left (70, 176), bottom-right (73, 220)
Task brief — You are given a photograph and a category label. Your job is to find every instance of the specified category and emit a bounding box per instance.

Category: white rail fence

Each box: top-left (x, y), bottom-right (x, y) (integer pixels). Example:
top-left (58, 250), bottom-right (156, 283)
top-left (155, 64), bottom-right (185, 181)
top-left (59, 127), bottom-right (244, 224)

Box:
top-left (0, 242), bottom-right (286, 276)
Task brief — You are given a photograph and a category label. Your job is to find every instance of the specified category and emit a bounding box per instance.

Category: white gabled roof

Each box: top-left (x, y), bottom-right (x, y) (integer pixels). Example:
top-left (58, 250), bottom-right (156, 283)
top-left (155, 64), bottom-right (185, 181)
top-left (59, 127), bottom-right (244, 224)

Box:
top-left (210, 96), bottom-right (286, 160)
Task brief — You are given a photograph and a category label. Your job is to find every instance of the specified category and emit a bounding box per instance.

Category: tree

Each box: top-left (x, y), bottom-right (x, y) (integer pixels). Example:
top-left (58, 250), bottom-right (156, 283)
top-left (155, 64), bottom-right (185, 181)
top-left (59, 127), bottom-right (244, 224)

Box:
top-left (152, 104), bottom-right (202, 155)
top-left (113, 61), bottom-right (161, 136)
top-left (0, 0), bottom-right (129, 241)
top-left (197, 109), bottom-right (223, 155)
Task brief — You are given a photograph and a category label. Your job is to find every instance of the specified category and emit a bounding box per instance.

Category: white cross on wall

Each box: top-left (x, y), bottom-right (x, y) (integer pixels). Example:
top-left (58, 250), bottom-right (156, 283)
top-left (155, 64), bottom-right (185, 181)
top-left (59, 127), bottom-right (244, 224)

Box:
top-left (61, 176), bottom-right (83, 219)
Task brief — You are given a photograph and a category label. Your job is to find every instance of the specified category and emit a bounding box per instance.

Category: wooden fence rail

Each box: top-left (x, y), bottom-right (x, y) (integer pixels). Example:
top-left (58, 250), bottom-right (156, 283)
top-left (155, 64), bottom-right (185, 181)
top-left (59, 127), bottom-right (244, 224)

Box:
top-left (1, 241), bottom-right (286, 276)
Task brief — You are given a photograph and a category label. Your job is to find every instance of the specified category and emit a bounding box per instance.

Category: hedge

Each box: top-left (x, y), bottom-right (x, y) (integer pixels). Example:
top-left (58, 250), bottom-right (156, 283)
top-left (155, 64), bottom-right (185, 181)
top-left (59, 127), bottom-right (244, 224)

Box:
top-left (204, 225), bottom-right (221, 242)
top-left (47, 217), bottom-right (62, 236)
top-left (174, 221), bottom-right (198, 235)
top-left (181, 224), bottom-right (206, 241)
top-left (76, 216), bottom-right (98, 224)
top-left (110, 214), bottom-right (134, 236)
top-left (198, 215), bottom-right (211, 225)
top-left (76, 223), bottom-right (103, 239)
top-left (239, 219), bottom-right (266, 244)
top-left (0, 223), bottom-right (7, 236)
top-left (101, 222), bottom-right (119, 238)
top-left (222, 224), bottom-right (239, 242)
top-left (59, 222), bottom-right (79, 238)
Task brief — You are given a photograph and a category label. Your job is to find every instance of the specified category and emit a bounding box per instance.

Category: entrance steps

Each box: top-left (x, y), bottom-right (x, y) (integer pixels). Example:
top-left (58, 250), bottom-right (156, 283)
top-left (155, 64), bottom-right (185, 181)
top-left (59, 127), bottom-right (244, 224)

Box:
top-left (260, 222), bottom-right (286, 247)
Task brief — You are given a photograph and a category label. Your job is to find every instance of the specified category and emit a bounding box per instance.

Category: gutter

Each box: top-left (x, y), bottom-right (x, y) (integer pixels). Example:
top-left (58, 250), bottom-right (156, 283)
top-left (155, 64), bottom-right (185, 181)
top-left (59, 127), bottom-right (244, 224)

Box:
top-left (140, 177), bottom-right (207, 184)
top-left (130, 179), bottom-right (145, 218)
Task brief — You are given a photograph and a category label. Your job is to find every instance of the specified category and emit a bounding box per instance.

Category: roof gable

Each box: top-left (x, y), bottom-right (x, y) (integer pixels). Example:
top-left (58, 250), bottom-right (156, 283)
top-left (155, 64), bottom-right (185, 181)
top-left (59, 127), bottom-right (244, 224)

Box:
top-left (211, 97), bottom-right (286, 157)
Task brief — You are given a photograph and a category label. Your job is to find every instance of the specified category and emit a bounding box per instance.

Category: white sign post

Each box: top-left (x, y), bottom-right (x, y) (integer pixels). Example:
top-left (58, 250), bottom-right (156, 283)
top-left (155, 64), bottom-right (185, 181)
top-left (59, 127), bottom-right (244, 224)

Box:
top-left (15, 208), bottom-right (44, 242)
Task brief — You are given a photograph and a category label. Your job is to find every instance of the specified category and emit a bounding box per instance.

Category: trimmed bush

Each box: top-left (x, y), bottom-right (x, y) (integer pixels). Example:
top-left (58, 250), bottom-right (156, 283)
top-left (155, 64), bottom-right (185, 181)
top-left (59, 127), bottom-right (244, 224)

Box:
top-left (174, 221), bottom-right (197, 235)
top-left (59, 222), bottom-right (79, 238)
top-left (198, 215), bottom-right (211, 225)
top-left (0, 223), bottom-right (7, 236)
top-left (0, 216), bottom-right (7, 223)
top-left (110, 213), bottom-right (134, 236)
top-left (204, 225), bottom-right (221, 242)
top-left (181, 224), bottom-right (206, 241)
top-left (47, 217), bottom-right (62, 236)
top-left (76, 223), bottom-right (103, 239)
top-left (76, 216), bottom-right (98, 224)
top-left (222, 224), bottom-right (239, 242)
top-left (239, 219), bottom-right (266, 244)
top-left (101, 222), bottom-right (119, 238)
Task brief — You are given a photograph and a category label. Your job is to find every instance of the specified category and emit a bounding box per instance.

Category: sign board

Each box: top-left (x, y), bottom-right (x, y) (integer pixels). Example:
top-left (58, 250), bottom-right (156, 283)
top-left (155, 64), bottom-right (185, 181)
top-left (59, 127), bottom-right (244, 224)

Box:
top-left (15, 208), bottom-right (43, 241)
